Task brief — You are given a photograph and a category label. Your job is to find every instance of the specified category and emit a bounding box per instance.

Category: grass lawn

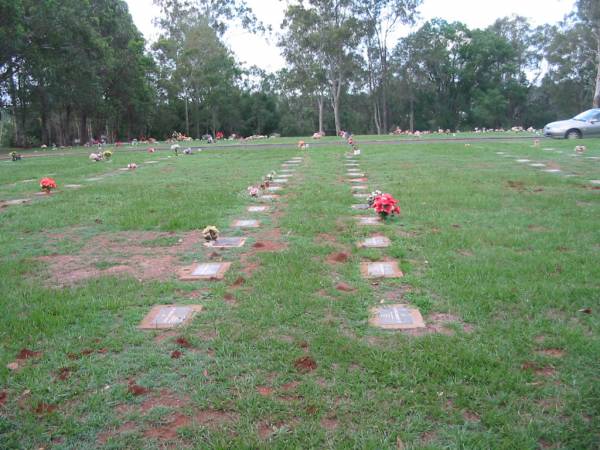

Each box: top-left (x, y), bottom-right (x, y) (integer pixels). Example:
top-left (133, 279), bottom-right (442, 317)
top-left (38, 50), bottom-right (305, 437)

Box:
top-left (0, 137), bottom-right (599, 449)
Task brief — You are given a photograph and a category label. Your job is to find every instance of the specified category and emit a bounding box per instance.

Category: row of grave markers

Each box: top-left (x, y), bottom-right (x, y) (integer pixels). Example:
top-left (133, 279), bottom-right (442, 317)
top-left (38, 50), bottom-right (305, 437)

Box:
top-left (344, 153), bottom-right (426, 331)
top-left (139, 156), bottom-right (304, 329)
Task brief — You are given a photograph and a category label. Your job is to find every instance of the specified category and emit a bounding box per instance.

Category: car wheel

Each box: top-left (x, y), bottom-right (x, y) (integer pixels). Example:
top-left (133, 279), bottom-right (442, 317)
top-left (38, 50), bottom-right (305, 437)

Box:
top-left (566, 129), bottom-right (582, 139)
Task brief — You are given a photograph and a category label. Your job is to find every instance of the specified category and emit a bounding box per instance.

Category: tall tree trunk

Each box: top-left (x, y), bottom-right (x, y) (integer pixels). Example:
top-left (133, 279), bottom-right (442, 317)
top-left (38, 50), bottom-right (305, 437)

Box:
top-left (317, 96), bottom-right (324, 134)
top-left (80, 114), bottom-right (88, 144)
top-left (330, 78), bottom-right (342, 135)
top-left (594, 39), bottom-right (600, 107)
top-left (373, 99), bottom-right (382, 135)
top-left (184, 96), bottom-right (190, 136)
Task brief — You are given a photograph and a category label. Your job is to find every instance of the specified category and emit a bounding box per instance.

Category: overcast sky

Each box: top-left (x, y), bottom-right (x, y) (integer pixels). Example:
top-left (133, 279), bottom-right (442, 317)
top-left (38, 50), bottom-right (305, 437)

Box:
top-left (125, 0), bottom-right (576, 72)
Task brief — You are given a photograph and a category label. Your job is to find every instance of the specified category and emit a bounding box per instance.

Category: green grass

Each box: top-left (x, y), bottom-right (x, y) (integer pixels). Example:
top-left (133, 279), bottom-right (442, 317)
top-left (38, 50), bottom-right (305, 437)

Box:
top-left (0, 138), bottom-right (599, 449)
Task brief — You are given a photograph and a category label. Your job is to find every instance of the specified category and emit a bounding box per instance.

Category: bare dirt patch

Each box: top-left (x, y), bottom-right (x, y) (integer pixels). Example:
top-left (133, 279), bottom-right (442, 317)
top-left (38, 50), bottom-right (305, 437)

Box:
top-left (253, 241), bottom-right (287, 252)
top-left (128, 380), bottom-right (150, 396)
top-left (140, 390), bottom-right (189, 413)
top-left (35, 230), bottom-right (204, 285)
top-left (144, 413), bottom-right (189, 440)
top-left (320, 417), bottom-right (339, 430)
top-left (294, 356), bottom-right (317, 373)
top-left (194, 409), bottom-right (239, 427)
top-left (462, 410), bottom-right (480, 422)
top-left (536, 349), bottom-right (565, 358)
top-left (257, 386), bottom-right (274, 396)
top-left (335, 282), bottom-right (355, 292)
top-left (0, 390), bottom-right (7, 407)
top-left (327, 252), bottom-right (350, 264)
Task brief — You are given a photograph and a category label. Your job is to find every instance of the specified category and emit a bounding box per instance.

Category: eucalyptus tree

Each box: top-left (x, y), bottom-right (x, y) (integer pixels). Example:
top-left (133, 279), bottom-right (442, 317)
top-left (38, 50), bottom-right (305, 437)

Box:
top-left (280, 0), bottom-right (361, 135)
top-left (574, 0), bottom-right (600, 106)
top-left (354, 0), bottom-right (421, 134)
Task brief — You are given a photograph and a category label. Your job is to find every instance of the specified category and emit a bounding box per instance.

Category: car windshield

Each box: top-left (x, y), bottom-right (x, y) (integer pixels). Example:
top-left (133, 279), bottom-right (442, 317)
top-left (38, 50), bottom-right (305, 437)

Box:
top-left (573, 109), bottom-right (600, 121)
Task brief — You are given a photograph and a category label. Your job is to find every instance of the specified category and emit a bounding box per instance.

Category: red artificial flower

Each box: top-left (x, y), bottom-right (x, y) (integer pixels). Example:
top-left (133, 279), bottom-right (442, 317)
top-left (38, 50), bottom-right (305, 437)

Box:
top-left (216, 131), bottom-right (224, 140)
top-left (39, 177), bottom-right (57, 191)
top-left (372, 193), bottom-right (400, 217)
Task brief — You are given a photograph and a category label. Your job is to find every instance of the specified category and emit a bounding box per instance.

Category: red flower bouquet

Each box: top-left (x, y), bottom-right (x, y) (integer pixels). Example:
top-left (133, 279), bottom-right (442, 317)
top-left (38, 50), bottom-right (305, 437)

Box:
top-left (40, 177), bottom-right (57, 193)
top-left (372, 193), bottom-right (400, 219)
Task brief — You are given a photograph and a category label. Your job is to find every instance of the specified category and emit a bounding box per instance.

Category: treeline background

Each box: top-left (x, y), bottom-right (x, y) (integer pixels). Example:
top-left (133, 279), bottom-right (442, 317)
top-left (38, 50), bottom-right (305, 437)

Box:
top-left (0, 0), bottom-right (598, 147)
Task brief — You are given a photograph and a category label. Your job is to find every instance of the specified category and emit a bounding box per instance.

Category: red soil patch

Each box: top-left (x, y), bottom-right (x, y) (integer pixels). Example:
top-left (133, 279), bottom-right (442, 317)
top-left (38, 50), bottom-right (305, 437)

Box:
top-left (281, 381), bottom-right (300, 391)
top-left (298, 341), bottom-right (309, 351)
top-left (17, 348), bottom-right (42, 359)
top-left (171, 350), bottom-right (182, 359)
top-left (256, 386), bottom-right (273, 396)
top-left (175, 337), bottom-right (192, 348)
top-left (144, 413), bottom-right (189, 440)
top-left (294, 356), bottom-right (317, 373)
top-left (0, 390), bottom-right (7, 407)
top-left (536, 349), bottom-right (565, 358)
top-left (382, 285), bottom-right (413, 301)
top-left (154, 331), bottom-right (178, 343)
top-left (194, 409), bottom-right (239, 427)
top-left (35, 230), bottom-right (205, 285)
top-left (320, 417), bottom-right (339, 430)
top-left (522, 362), bottom-right (556, 378)
top-left (33, 403), bottom-right (56, 414)
top-left (327, 252), bottom-right (350, 264)
top-left (140, 390), bottom-right (189, 413)
top-left (57, 367), bottom-right (72, 381)
top-left (315, 233), bottom-right (338, 244)
top-left (252, 241), bottom-right (287, 252)
top-left (97, 421), bottom-right (137, 444)
top-left (232, 276), bottom-right (246, 287)
top-left (223, 292), bottom-right (236, 303)
top-left (463, 410), bottom-right (480, 422)
top-left (335, 282), bottom-right (355, 292)
top-left (128, 381), bottom-right (149, 396)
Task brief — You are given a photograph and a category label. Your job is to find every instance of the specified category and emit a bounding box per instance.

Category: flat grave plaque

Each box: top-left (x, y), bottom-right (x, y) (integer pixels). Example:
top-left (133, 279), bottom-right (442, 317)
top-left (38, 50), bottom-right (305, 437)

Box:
top-left (180, 262), bottom-right (231, 281)
top-left (352, 185), bottom-right (368, 191)
top-left (64, 184), bottom-right (82, 189)
top-left (585, 156), bottom-right (600, 160)
top-left (267, 186), bottom-right (282, 192)
top-left (496, 152), bottom-right (505, 155)
top-left (529, 163), bottom-right (546, 167)
top-left (273, 178), bottom-right (288, 183)
top-left (357, 216), bottom-right (380, 225)
top-left (260, 194), bottom-right (280, 201)
top-left (369, 304), bottom-right (425, 330)
top-left (138, 305), bottom-right (203, 329)
top-left (361, 261), bottom-right (403, 278)
top-left (359, 235), bottom-right (391, 248)
top-left (345, 163), bottom-right (359, 166)
top-left (281, 169), bottom-right (295, 173)
top-left (347, 169), bottom-right (360, 173)
top-left (351, 204), bottom-right (370, 210)
top-left (0, 198), bottom-right (31, 207)
top-left (279, 174), bottom-right (293, 178)
top-left (516, 159), bottom-right (531, 163)
top-left (205, 237), bottom-right (246, 248)
top-left (146, 161), bottom-right (159, 164)
top-left (85, 177), bottom-right (103, 182)
top-left (350, 178), bottom-right (368, 183)
top-left (348, 173), bottom-right (365, 177)
top-left (232, 219), bottom-right (260, 228)
top-left (353, 193), bottom-right (370, 199)
top-left (590, 180), bottom-right (600, 185)
top-left (247, 205), bottom-right (269, 212)
top-left (291, 157), bottom-right (303, 161)
top-left (543, 169), bottom-right (561, 173)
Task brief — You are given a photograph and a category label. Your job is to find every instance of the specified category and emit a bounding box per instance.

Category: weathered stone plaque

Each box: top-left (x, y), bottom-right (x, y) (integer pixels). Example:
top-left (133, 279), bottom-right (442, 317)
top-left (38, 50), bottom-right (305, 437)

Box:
top-left (351, 204), bottom-right (370, 210)
top-left (138, 305), bottom-right (203, 329)
top-left (496, 152), bottom-right (505, 155)
top-left (64, 184), bottom-right (82, 189)
top-left (146, 161), bottom-right (159, 164)
top-left (232, 219), bottom-right (260, 228)
top-left (369, 304), bottom-right (425, 330)
top-left (357, 216), bottom-right (380, 225)
top-left (0, 198), bottom-right (30, 207)
top-left (85, 177), bottom-right (103, 182)
top-left (361, 261), bottom-right (403, 278)
top-left (180, 262), bottom-right (231, 281)
top-left (205, 237), bottom-right (246, 248)
top-left (353, 193), bottom-right (370, 199)
top-left (347, 168), bottom-right (360, 173)
top-left (345, 163), bottom-right (359, 166)
top-left (267, 186), bottom-right (282, 192)
top-left (590, 180), bottom-right (600, 185)
top-left (543, 169), bottom-right (561, 173)
top-left (350, 178), bottom-right (368, 183)
top-left (260, 194), bottom-right (280, 201)
top-left (352, 185), bottom-right (368, 191)
top-left (247, 205), bottom-right (269, 212)
top-left (529, 163), bottom-right (546, 167)
top-left (359, 235), bottom-right (391, 248)
top-left (291, 157), bottom-right (303, 161)
top-left (279, 174), bottom-right (293, 178)
top-left (281, 169), bottom-right (295, 173)
top-left (348, 173), bottom-right (365, 177)
top-left (273, 178), bottom-right (288, 183)
top-left (516, 159), bottom-right (530, 163)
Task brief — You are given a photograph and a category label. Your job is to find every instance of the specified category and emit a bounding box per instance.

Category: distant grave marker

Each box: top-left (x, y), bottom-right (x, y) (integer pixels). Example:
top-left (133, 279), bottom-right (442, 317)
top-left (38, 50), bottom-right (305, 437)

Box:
top-left (529, 163), bottom-right (546, 167)
top-left (232, 219), bottom-right (260, 228)
top-left (543, 169), bottom-right (561, 173)
top-left (64, 184), bottom-right (82, 189)
top-left (267, 186), bottom-right (282, 192)
top-left (350, 178), bottom-right (368, 183)
top-left (85, 177), bottom-right (103, 182)
top-left (260, 195), bottom-right (280, 201)
top-left (369, 304), bottom-right (425, 330)
top-left (516, 159), bottom-right (530, 163)
top-left (359, 235), bottom-right (391, 248)
top-left (146, 161), bottom-right (159, 164)
top-left (590, 180), bottom-right (600, 185)
top-left (348, 173), bottom-right (365, 177)
top-left (357, 216), bottom-right (380, 225)
top-left (351, 204), bottom-right (370, 210)
top-left (347, 169), bottom-right (360, 173)
top-left (273, 178), bottom-right (288, 183)
top-left (205, 237), bottom-right (246, 248)
top-left (353, 193), bottom-right (369, 199)
top-left (0, 198), bottom-right (30, 207)
top-left (360, 261), bottom-right (403, 278)
top-left (279, 174), bottom-right (293, 178)
top-left (281, 169), bottom-right (295, 173)
top-left (138, 305), bottom-right (203, 329)
top-left (352, 185), bottom-right (368, 190)
top-left (247, 205), bottom-right (269, 212)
